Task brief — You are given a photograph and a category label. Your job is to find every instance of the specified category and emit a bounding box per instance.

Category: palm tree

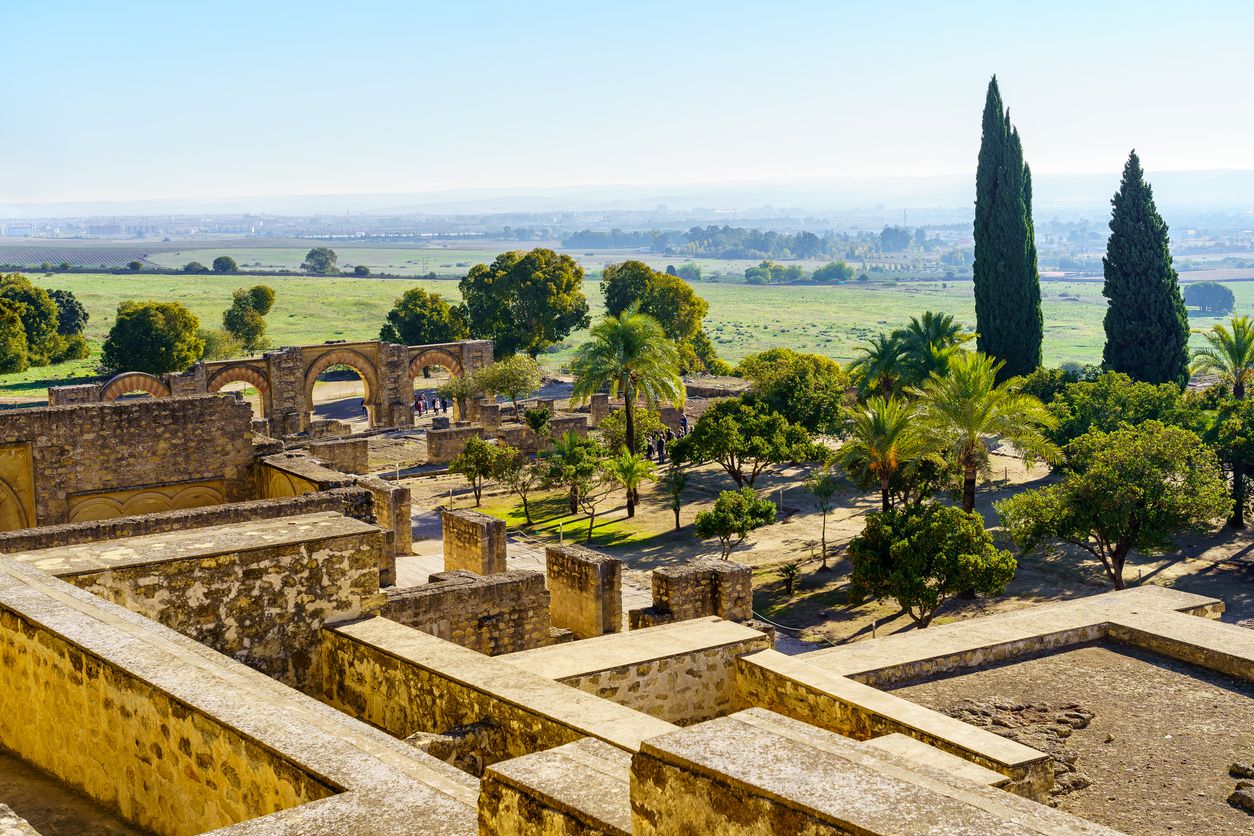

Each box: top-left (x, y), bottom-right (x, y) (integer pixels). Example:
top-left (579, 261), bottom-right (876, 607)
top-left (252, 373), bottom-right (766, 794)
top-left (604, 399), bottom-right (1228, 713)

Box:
top-left (1192, 316), bottom-right (1254, 400)
top-left (604, 448), bottom-right (657, 517)
top-left (570, 305), bottom-right (685, 456)
top-left (836, 396), bottom-right (923, 513)
top-left (895, 311), bottom-right (973, 386)
top-left (850, 333), bottom-right (906, 398)
top-left (1192, 316), bottom-right (1254, 527)
top-left (912, 351), bottom-right (1060, 512)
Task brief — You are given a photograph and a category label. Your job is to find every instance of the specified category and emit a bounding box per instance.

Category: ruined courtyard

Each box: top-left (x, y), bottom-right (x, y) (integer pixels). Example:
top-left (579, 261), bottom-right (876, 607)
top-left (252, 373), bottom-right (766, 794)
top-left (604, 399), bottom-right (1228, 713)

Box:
top-left (0, 341), bottom-right (1250, 835)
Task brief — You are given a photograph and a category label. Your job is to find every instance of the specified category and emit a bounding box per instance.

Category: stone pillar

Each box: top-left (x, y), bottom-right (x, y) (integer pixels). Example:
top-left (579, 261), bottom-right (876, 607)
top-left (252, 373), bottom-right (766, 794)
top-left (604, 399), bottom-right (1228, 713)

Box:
top-left (167, 363), bottom-right (207, 397)
top-left (479, 402), bottom-right (501, 435)
top-left (442, 508), bottom-right (506, 575)
top-left (589, 393), bottom-right (610, 426)
top-left (265, 347), bottom-right (306, 435)
top-left (377, 342), bottom-right (412, 429)
top-left (545, 544), bottom-right (622, 638)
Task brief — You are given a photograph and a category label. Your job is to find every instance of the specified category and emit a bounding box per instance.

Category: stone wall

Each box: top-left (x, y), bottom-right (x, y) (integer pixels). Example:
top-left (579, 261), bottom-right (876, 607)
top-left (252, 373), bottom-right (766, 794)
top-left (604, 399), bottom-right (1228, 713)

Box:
top-left (428, 426), bottom-right (485, 464)
top-left (545, 544), bottom-right (622, 639)
top-left (0, 395), bottom-right (256, 529)
top-left (628, 558), bottom-right (752, 628)
top-left (0, 571), bottom-right (334, 834)
top-left (0, 487), bottom-right (375, 554)
top-left (443, 508), bottom-right (506, 575)
top-left (382, 569), bottom-right (562, 655)
top-left (309, 436), bottom-right (369, 474)
top-left (8, 512), bottom-right (387, 691)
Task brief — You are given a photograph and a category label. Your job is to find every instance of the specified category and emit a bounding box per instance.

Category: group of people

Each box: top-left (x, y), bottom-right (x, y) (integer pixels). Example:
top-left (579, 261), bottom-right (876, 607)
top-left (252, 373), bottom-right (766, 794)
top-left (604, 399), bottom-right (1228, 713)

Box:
top-left (644, 413), bottom-right (689, 464)
top-left (413, 392), bottom-right (452, 417)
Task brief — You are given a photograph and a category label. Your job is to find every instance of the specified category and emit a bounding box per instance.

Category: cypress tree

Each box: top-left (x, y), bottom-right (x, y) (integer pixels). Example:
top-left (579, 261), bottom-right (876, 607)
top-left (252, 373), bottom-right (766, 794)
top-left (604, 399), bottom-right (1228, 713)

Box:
top-left (1101, 151), bottom-right (1189, 387)
top-left (972, 77), bottom-right (1043, 380)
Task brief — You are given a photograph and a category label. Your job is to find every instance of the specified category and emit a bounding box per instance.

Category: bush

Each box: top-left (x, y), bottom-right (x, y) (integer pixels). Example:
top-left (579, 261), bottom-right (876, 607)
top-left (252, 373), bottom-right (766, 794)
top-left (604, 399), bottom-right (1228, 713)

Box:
top-left (353, 265), bottom-right (370, 276)
top-left (694, 487), bottom-right (776, 558)
top-left (102, 300), bottom-right (203, 375)
top-left (183, 261), bottom-right (209, 273)
top-left (212, 256), bottom-right (238, 273)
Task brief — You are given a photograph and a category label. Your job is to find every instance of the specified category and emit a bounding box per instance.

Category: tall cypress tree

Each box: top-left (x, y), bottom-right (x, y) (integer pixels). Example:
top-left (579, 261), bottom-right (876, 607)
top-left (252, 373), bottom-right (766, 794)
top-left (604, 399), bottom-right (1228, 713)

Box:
top-left (1101, 151), bottom-right (1189, 387)
top-left (972, 77), bottom-right (1043, 379)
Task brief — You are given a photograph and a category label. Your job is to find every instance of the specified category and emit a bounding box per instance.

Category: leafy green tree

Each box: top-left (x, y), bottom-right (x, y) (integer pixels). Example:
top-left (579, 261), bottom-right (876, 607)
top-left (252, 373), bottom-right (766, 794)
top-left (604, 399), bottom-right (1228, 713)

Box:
top-left (0, 299), bottom-right (29, 374)
top-left (812, 261), bottom-right (854, 282)
top-left (736, 348), bottom-right (851, 435)
top-left (972, 76), bottom-right (1043, 380)
top-left (302, 247), bottom-right (339, 274)
top-left (837, 396), bottom-right (925, 513)
top-left (600, 260), bottom-right (724, 374)
top-left (598, 406), bottom-right (664, 456)
top-left (1207, 398), bottom-right (1254, 529)
top-left (603, 448), bottom-right (656, 518)
top-left (913, 352), bottom-right (1059, 512)
top-left (48, 289), bottom-right (88, 336)
top-left (1183, 281), bottom-right (1234, 314)
top-left (894, 311), bottom-right (972, 386)
top-left (523, 406), bottom-right (552, 439)
top-left (477, 355), bottom-right (542, 419)
top-left (379, 287), bottom-right (469, 346)
top-left (601, 260), bottom-right (653, 317)
top-left (101, 300), bottom-right (204, 375)
top-left (222, 286), bottom-right (276, 352)
top-left (448, 435), bottom-right (500, 506)
top-left (1192, 316), bottom-right (1254, 401)
top-left (570, 306), bottom-right (684, 456)
top-left (1016, 366), bottom-right (1081, 405)
top-left (493, 444), bottom-right (542, 524)
top-left (183, 261), bottom-right (208, 273)
top-left (662, 465), bottom-right (689, 531)
top-left (212, 256), bottom-right (237, 273)
top-left (244, 285), bottom-right (275, 315)
top-left (1101, 151), bottom-right (1189, 387)
top-left (0, 273), bottom-right (61, 365)
top-left (127, 260), bottom-right (143, 271)
top-left (805, 471), bottom-right (841, 568)
top-left (1046, 371), bottom-right (1197, 447)
top-left (543, 431), bottom-right (605, 514)
top-left (576, 468), bottom-right (617, 542)
top-left (674, 397), bottom-right (816, 488)
top-left (850, 333), bottom-right (906, 399)
top-left (849, 504), bottom-right (1015, 627)
top-left (460, 249), bottom-right (589, 358)
top-left (998, 422), bottom-right (1230, 589)
top-left (694, 487), bottom-right (777, 559)
top-left (198, 328), bottom-right (244, 361)
top-left (436, 373), bottom-right (486, 422)
top-left (353, 265), bottom-right (371, 277)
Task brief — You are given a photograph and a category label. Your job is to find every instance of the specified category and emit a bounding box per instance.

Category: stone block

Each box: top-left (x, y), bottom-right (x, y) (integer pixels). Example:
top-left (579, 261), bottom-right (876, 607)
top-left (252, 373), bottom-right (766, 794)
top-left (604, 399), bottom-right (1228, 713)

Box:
top-left (589, 392), bottom-right (610, 426)
top-left (310, 436), bottom-right (370, 474)
top-left (443, 508), bottom-right (506, 575)
top-left (546, 543), bottom-right (622, 639)
top-left (428, 426), bottom-right (484, 465)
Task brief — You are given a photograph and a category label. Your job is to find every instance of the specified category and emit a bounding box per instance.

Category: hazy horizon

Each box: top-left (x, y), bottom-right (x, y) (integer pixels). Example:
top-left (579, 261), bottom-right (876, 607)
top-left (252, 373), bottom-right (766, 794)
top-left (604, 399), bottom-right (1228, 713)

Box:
top-left (6, 0), bottom-right (1253, 210)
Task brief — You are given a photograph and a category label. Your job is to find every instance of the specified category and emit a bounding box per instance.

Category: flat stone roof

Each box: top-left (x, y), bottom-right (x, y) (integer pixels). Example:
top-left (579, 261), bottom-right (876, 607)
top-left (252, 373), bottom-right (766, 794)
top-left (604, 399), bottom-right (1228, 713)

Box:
top-left (501, 616), bottom-right (768, 680)
top-left (5, 512), bottom-right (378, 576)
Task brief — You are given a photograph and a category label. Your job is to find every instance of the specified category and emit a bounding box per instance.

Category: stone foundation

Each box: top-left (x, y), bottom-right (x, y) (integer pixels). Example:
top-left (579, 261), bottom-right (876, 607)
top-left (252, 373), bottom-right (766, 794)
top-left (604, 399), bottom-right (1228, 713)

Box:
top-left (628, 558), bottom-right (752, 628)
top-left (309, 436), bottom-right (369, 474)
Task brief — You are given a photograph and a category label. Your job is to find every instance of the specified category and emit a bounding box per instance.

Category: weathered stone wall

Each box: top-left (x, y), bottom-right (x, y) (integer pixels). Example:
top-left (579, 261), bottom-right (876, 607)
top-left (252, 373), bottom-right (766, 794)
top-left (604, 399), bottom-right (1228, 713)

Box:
top-left (629, 558), bottom-right (752, 628)
top-left (546, 544), bottom-right (622, 639)
top-left (0, 587), bottom-right (334, 834)
top-left (443, 508), bottom-right (506, 575)
top-left (9, 513), bottom-right (387, 691)
top-left (0, 395), bottom-right (256, 528)
top-left (0, 487), bottom-right (375, 554)
top-left (382, 569), bottom-right (561, 655)
top-left (428, 426), bottom-right (485, 464)
top-left (45, 382), bottom-right (101, 405)
top-left (589, 393), bottom-right (610, 426)
top-left (309, 436), bottom-right (369, 474)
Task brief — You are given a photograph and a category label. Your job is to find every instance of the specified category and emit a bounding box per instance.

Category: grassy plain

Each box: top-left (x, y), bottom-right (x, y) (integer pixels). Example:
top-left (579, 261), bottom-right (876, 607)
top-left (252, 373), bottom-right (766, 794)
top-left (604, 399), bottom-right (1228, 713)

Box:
top-left (3, 261), bottom-right (1252, 400)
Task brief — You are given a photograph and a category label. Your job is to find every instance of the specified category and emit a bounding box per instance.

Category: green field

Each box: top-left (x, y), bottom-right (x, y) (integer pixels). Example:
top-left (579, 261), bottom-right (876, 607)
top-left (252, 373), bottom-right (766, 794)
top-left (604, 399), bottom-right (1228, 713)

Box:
top-left (2, 266), bottom-right (1251, 401)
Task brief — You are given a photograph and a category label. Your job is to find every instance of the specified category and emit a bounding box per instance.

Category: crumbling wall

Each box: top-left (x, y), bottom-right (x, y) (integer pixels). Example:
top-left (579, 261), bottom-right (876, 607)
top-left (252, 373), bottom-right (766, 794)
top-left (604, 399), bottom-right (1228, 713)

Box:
top-left (443, 508), bottom-right (506, 575)
top-left (382, 569), bottom-right (563, 655)
top-left (309, 436), bottom-right (369, 474)
top-left (0, 395), bottom-right (256, 528)
top-left (629, 557), bottom-right (752, 628)
top-left (428, 426), bottom-right (485, 464)
top-left (546, 543), bottom-right (622, 638)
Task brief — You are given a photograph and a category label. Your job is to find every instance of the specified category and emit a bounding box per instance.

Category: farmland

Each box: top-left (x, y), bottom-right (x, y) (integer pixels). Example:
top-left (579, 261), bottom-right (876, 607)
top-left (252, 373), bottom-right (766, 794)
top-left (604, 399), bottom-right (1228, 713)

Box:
top-left (3, 262), bottom-right (1252, 403)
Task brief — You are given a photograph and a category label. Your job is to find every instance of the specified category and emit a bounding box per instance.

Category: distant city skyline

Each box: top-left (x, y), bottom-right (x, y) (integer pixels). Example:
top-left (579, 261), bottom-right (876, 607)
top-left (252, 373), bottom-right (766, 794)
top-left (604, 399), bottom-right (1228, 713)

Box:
top-left (6, 0), bottom-right (1253, 206)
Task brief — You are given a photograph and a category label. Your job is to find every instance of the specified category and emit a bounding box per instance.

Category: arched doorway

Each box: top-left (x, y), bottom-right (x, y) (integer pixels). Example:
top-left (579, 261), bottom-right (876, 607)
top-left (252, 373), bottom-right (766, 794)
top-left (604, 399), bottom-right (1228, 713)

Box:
top-left (408, 349), bottom-right (463, 424)
top-left (100, 372), bottom-right (171, 402)
top-left (303, 349), bottom-right (380, 432)
top-left (207, 365), bottom-right (271, 419)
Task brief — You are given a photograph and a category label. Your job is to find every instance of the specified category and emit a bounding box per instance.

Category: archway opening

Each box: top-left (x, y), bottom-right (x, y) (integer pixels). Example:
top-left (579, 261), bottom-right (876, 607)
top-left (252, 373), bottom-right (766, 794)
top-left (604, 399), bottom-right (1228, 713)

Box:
top-left (411, 362), bottom-right (457, 426)
top-left (216, 381), bottom-right (265, 419)
top-left (311, 364), bottom-right (371, 431)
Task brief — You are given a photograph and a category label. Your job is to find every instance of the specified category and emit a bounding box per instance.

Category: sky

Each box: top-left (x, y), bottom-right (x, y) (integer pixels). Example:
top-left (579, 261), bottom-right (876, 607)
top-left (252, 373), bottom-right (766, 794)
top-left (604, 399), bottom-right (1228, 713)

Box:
top-left (4, 0), bottom-right (1253, 206)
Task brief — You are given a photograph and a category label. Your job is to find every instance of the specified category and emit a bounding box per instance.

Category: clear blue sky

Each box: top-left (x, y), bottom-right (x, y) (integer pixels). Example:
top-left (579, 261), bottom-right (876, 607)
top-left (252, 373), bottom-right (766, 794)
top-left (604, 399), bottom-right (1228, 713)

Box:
top-left (6, 0), bottom-right (1252, 203)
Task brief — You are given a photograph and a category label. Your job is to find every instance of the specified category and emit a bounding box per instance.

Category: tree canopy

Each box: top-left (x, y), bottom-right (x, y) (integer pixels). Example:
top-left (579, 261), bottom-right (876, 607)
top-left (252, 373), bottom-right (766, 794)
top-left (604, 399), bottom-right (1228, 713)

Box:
top-left (1045, 371), bottom-right (1197, 447)
top-left (1183, 281), bottom-right (1234, 315)
top-left (379, 288), bottom-right (469, 346)
top-left (102, 300), bottom-right (204, 375)
top-left (998, 421), bottom-right (1229, 589)
top-left (736, 347), bottom-right (851, 435)
top-left (0, 273), bottom-right (61, 366)
top-left (460, 248), bottom-right (589, 358)
top-left (476, 354), bottom-right (542, 417)
top-left (600, 260), bottom-right (725, 374)
top-left (1101, 151), bottom-right (1189, 387)
top-left (222, 285), bottom-right (276, 352)
top-left (302, 247), bottom-right (338, 274)
top-left (212, 255), bottom-right (238, 273)
top-left (694, 487), bottom-right (776, 559)
top-left (0, 299), bottom-right (29, 374)
top-left (849, 504), bottom-right (1015, 627)
top-left (673, 397), bottom-right (817, 488)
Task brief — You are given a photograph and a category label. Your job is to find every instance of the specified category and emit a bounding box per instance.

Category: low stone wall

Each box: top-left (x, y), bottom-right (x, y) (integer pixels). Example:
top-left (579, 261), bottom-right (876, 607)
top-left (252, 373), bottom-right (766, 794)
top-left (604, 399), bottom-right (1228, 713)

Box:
top-left (428, 426), bottom-right (484, 464)
top-left (319, 617), bottom-right (675, 770)
top-left (7, 512), bottom-right (387, 691)
top-left (0, 487), bottom-right (375, 554)
top-left (304, 419), bottom-right (352, 439)
top-left (443, 508), bottom-right (506, 575)
top-left (629, 558), bottom-right (752, 628)
top-left (546, 543), bottom-right (622, 639)
top-left (505, 617), bottom-right (771, 725)
top-left (309, 436), bottom-right (369, 474)
top-left (383, 570), bottom-right (561, 655)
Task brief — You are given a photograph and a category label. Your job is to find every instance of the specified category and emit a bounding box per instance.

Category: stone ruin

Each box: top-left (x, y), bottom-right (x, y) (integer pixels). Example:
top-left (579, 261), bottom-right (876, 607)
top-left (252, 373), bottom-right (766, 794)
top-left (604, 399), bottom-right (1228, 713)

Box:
top-left (0, 393), bottom-right (1249, 834)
